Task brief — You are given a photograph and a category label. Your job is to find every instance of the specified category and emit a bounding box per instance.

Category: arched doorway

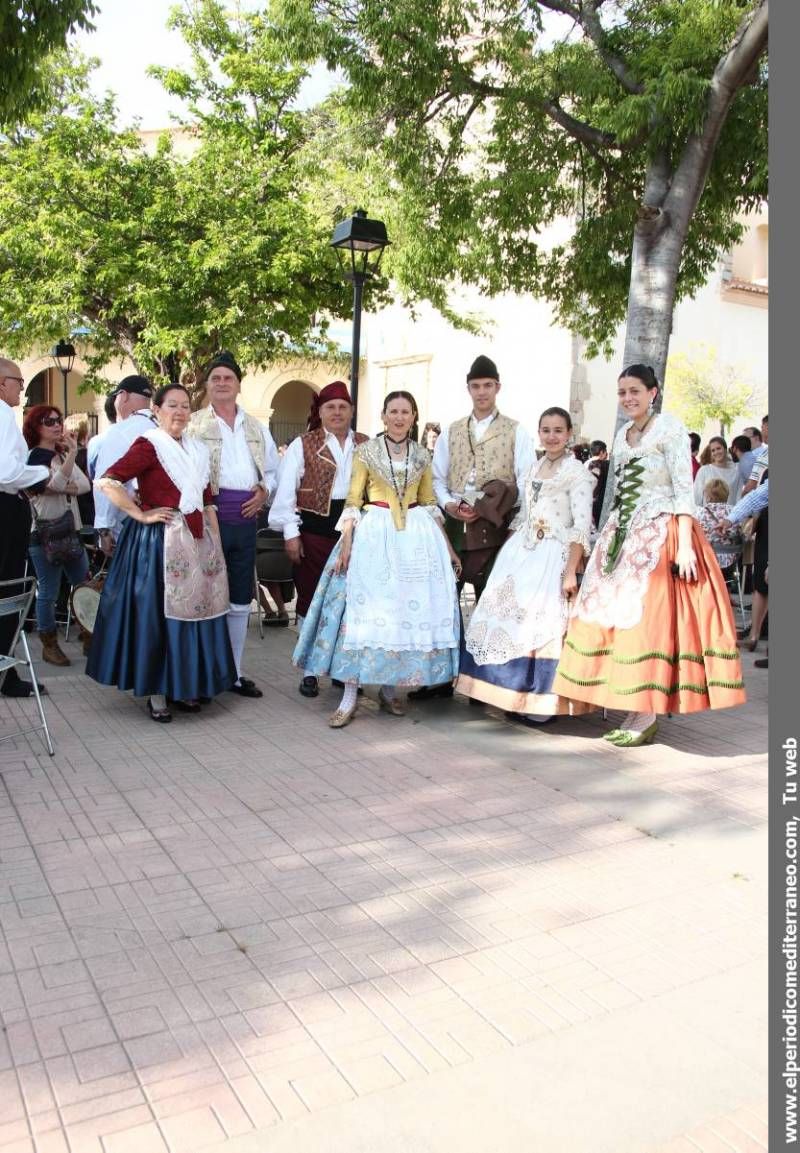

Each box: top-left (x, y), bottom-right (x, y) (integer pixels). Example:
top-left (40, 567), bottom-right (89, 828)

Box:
top-left (270, 380), bottom-right (316, 447)
top-left (24, 367), bottom-right (97, 431)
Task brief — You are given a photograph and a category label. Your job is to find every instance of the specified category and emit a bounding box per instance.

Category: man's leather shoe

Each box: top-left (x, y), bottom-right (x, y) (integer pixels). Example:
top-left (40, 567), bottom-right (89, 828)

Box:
top-left (230, 678), bottom-right (263, 699)
top-left (2, 673), bottom-right (47, 698)
top-left (299, 676), bottom-right (319, 698)
top-left (407, 683), bottom-right (454, 701)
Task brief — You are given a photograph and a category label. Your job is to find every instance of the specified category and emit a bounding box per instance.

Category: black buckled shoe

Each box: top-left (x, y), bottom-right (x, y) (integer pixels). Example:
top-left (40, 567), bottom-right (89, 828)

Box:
top-left (299, 676), bottom-right (319, 698)
top-left (407, 683), bottom-right (454, 701)
top-left (230, 678), bottom-right (263, 699)
top-left (147, 698), bottom-right (172, 723)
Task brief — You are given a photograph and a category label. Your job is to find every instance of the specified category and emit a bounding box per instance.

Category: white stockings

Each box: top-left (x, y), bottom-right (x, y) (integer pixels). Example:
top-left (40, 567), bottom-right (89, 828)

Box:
top-left (337, 682), bottom-right (359, 713)
top-left (227, 603), bottom-right (250, 683)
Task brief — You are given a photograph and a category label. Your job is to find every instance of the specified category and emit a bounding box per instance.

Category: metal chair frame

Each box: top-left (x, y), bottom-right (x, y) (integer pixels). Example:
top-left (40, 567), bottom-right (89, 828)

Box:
top-left (0, 576), bottom-right (55, 756)
top-left (711, 540), bottom-right (750, 632)
top-left (253, 529), bottom-right (295, 638)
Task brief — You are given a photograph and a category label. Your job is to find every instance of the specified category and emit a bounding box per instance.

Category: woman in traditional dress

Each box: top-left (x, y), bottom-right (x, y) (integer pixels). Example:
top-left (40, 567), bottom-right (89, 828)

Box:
top-left (86, 384), bottom-right (236, 722)
top-left (293, 391), bottom-right (461, 728)
top-left (553, 364), bottom-right (746, 746)
top-left (456, 407), bottom-right (594, 724)
top-left (693, 436), bottom-right (741, 507)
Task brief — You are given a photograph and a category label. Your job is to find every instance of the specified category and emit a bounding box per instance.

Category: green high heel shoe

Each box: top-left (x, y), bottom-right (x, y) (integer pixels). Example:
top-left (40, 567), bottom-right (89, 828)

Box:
top-left (602, 729), bottom-right (623, 741)
top-left (606, 721), bottom-right (658, 748)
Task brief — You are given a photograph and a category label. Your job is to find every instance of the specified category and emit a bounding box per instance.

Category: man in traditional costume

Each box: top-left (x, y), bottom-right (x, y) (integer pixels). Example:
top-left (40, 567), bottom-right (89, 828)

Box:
top-left (269, 381), bottom-right (367, 698)
top-left (410, 354), bottom-right (534, 701)
top-left (189, 351), bottom-right (279, 699)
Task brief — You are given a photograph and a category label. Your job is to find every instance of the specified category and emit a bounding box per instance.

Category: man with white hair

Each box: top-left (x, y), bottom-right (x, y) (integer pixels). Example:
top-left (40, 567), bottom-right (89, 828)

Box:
top-left (0, 358), bottom-right (51, 697)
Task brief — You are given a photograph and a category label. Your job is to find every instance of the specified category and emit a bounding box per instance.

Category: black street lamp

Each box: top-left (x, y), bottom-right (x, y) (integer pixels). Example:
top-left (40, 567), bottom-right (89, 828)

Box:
top-left (331, 210), bottom-right (389, 426)
top-left (49, 340), bottom-right (76, 418)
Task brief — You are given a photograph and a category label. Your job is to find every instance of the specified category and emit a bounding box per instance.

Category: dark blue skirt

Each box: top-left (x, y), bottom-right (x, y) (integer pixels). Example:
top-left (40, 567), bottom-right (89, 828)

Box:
top-left (86, 519), bottom-right (236, 699)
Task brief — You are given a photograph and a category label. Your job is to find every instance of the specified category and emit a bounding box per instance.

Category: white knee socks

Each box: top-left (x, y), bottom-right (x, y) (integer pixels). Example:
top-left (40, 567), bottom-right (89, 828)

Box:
top-left (227, 603), bottom-right (250, 682)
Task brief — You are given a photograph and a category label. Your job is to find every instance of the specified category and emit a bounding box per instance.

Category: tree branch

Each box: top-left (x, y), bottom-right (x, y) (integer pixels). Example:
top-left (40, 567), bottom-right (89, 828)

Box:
top-left (538, 0), bottom-right (643, 94)
top-left (665, 0), bottom-right (768, 228)
top-left (462, 71), bottom-right (617, 150)
top-left (541, 96), bottom-right (617, 149)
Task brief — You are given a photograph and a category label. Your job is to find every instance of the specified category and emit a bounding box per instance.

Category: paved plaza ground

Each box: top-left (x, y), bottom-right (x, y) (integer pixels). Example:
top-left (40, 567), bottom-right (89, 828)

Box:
top-left (0, 621), bottom-right (767, 1153)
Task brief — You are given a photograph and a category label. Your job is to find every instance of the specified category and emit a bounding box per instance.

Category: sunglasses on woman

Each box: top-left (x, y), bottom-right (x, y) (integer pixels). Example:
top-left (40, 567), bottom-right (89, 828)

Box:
top-left (40, 416), bottom-right (64, 427)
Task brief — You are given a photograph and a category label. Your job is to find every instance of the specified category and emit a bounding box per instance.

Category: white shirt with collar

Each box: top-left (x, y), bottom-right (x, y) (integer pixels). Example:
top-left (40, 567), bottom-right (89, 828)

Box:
top-left (432, 411), bottom-right (534, 508)
top-left (0, 398), bottom-right (50, 494)
top-left (93, 407), bottom-right (157, 535)
top-left (269, 430), bottom-right (356, 541)
top-left (212, 407), bottom-right (279, 497)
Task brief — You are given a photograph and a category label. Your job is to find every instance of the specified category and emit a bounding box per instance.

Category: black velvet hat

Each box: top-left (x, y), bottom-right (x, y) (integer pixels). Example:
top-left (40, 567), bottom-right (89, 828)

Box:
top-left (466, 355), bottom-right (499, 382)
top-left (205, 350), bottom-right (242, 381)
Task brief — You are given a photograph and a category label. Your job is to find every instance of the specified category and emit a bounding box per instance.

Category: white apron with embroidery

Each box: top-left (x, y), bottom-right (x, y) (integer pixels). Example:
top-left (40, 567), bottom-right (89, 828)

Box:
top-left (143, 428), bottom-right (230, 621)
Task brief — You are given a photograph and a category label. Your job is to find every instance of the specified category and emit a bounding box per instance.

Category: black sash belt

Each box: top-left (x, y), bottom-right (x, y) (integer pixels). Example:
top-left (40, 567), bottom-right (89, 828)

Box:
top-left (300, 499), bottom-right (346, 538)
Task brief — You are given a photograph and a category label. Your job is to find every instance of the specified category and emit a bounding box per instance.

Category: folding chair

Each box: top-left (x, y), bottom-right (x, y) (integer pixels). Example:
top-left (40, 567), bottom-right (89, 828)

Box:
top-left (712, 540), bottom-right (749, 633)
top-left (0, 577), bottom-right (55, 756)
top-left (63, 530), bottom-right (102, 642)
top-left (254, 528), bottom-right (295, 637)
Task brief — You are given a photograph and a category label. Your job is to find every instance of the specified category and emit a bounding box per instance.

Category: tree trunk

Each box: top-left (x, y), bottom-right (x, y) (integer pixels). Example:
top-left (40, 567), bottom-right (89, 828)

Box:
top-left (615, 1), bottom-right (768, 433)
top-left (620, 212), bottom-right (682, 401)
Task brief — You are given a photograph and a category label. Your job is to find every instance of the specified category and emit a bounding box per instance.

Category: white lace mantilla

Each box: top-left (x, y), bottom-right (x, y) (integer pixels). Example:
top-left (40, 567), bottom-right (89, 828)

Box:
top-left (515, 455), bottom-right (593, 554)
top-left (355, 436), bottom-right (430, 493)
top-left (574, 508), bottom-right (668, 630)
top-left (602, 412), bottom-right (696, 526)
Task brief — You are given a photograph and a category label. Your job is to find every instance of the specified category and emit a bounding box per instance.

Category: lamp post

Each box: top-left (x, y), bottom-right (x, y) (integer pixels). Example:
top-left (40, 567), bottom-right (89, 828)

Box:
top-left (330, 210), bottom-right (389, 427)
top-left (49, 340), bottom-right (76, 418)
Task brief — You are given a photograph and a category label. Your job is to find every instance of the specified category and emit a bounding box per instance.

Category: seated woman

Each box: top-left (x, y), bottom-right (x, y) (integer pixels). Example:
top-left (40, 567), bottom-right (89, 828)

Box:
top-left (293, 391), bottom-right (461, 728)
top-left (86, 383), bottom-right (236, 722)
top-left (24, 405), bottom-right (91, 666)
top-left (696, 478), bottom-right (741, 571)
top-left (456, 407), bottom-right (595, 724)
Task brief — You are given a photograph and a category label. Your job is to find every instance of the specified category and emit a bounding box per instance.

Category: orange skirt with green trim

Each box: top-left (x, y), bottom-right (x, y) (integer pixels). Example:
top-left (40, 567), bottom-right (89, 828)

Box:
top-left (553, 515), bottom-right (746, 714)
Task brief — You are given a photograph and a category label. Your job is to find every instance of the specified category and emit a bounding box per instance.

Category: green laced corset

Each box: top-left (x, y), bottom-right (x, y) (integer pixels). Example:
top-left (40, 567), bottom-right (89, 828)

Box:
top-left (603, 457), bottom-right (646, 574)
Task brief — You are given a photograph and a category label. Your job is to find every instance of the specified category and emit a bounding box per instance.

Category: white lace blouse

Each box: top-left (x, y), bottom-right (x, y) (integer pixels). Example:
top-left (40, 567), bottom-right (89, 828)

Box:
top-left (605, 412), bottom-right (697, 523)
top-left (511, 455), bottom-right (593, 554)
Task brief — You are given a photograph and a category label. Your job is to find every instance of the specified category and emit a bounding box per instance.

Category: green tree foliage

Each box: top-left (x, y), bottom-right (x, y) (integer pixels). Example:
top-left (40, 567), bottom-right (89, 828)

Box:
top-left (0, 3), bottom-right (360, 396)
top-left (0, 0), bottom-right (96, 125)
top-left (664, 343), bottom-right (762, 436)
top-left (271, 0), bottom-right (768, 386)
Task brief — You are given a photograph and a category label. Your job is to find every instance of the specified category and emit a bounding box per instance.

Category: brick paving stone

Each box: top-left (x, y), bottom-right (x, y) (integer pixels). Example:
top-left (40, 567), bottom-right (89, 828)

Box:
top-left (0, 637), bottom-right (767, 1153)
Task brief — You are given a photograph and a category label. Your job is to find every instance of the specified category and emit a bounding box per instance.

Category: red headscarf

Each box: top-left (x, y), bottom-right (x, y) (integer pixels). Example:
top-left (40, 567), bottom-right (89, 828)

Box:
top-left (307, 381), bottom-right (353, 431)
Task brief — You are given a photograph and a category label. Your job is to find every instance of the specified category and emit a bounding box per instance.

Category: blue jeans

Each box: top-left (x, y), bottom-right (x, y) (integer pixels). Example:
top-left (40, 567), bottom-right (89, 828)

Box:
top-left (28, 543), bottom-right (89, 632)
